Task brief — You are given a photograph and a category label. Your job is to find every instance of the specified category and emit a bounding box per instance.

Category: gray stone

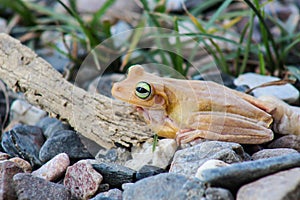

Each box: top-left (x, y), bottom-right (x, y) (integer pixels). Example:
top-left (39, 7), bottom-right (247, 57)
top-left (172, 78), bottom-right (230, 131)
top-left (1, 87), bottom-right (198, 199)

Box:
top-left (14, 173), bottom-right (72, 200)
top-left (252, 148), bottom-right (298, 160)
top-left (123, 173), bottom-right (205, 200)
top-left (39, 130), bottom-right (93, 162)
top-left (55, 0), bottom-right (141, 26)
top-left (96, 147), bottom-right (132, 166)
top-left (0, 17), bottom-right (6, 33)
top-left (36, 117), bottom-right (71, 138)
top-left (93, 161), bottom-right (136, 188)
top-left (64, 160), bottom-right (103, 199)
top-left (169, 141), bottom-right (249, 177)
top-left (234, 73), bottom-right (299, 103)
top-left (1, 124), bottom-right (45, 166)
top-left (36, 48), bottom-right (70, 74)
top-left (110, 21), bottom-right (132, 49)
top-left (97, 183), bottom-right (110, 193)
top-left (0, 161), bottom-right (24, 200)
top-left (145, 0), bottom-right (202, 12)
top-left (196, 160), bottom-right (229, 180)
top-left (268, 135), bottom-right (300, 152)
top-left (91, 188), bottom-right (123, 200)
top-left (237, 167), bottom-right (300, 200)
top-left (205, 187), bottom-right (234, 200)
top-left (136, 165), bottom-right (166, 181)
top-left (88, 74), bottom-right (125, 98)
top-left (198, 153), bottom-right (300, 191)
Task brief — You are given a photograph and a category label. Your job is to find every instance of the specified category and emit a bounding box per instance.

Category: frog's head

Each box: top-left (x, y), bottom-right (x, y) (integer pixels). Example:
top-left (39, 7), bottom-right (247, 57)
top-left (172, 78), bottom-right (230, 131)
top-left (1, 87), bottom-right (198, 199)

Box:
top-left (111, 65), bottom-right (168, 109)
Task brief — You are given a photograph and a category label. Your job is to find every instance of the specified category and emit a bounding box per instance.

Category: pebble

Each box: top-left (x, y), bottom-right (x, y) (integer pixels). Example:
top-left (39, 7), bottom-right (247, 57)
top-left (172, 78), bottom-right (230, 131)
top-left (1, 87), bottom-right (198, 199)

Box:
top-left (32, 153), bottom-right (70, 181)
top-left (237, 167), bottom-right (300, 200)
top-left (192, 72), bottom-right (235, 88)
top-left (122, 173), bottom-right (205, 200)
top-left (91, 188), bottom-right (123, 200)
top-left (205, 187), bottom-right (234, 200)
top-left (36, 116), bottom-right (71, 138)
top-left (64, 160), bottom-right (103, 199)
top-left (234, 73), bottom-right (299, 103)
top-left (145, 0), bottom-right (199, 12)
top-left (1, 124), bottom-right (45, 166)
top-left (0, 89), bottom-right (11, 128)
top-left (0, 152), bottom-right (10, 160)
top-left (251, 148), bottom-right (298, 160)
top-left (169, 141), bottom-right (249, 177)
top-left (198, 153), bottom-right (300, 191)
top-left (268, 135), bottom-right (300, 152)
top-left (0, 17), bottom-right (7, 33)
top-left (10, 99), bottom-right (47, 125)
top-left (0, 161), bottom-right (24, 200)
top-left (125, 139), bottom-right (177, 170)
top-left (36, 48), bottom-right (70, 74)
top-left (88, 74), bottom-right (125, 98)
top-left (253, 1), bottom-right (299, 42)
top-left (136, 165), bottom-right (166, 181)
top-left (110, 21), bottom-right (132, 48)
top-left (93, 161), bottom-right (136, 188)
top-left (96, 147), bottom-right (132, 166)
top-left (39, 130), bottom-right (93, 162)
top-left (14, 173), bottom-right (72, 200)
top-left (97, 183), bottom-right (110, 193)
top-left (9, 157), bottom-right (32, 173)
top-left (195, 159), bottom-right (229, 180)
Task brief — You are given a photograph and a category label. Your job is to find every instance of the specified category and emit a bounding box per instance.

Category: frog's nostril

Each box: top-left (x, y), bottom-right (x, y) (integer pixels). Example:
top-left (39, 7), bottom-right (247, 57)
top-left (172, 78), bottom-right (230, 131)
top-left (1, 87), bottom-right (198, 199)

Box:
top-left (112, 83), bottom-right (122, 93)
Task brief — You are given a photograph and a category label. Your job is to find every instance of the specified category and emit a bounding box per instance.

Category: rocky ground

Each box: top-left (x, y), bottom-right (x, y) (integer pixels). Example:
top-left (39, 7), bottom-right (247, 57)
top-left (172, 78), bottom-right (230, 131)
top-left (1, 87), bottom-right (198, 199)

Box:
top-left (1, 70), bottom-right (300, 200)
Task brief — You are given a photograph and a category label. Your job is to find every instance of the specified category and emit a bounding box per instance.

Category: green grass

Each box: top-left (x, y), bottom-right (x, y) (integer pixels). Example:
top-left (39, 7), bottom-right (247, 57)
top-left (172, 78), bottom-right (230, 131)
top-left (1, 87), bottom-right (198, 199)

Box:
top-left (1, 0), bottom-right (300, 79)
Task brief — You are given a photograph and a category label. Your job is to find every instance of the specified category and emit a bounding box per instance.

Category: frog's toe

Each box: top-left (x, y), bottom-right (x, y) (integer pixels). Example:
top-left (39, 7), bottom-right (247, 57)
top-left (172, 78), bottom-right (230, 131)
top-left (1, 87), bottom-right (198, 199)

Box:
top-left (176, 129), bottom-right (200, 145)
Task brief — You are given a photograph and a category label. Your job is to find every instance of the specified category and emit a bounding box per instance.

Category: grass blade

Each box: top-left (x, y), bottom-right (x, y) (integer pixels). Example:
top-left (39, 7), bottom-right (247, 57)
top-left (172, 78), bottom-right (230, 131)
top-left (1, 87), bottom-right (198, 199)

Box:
top-left (239, 12), bottom-right (254, 75)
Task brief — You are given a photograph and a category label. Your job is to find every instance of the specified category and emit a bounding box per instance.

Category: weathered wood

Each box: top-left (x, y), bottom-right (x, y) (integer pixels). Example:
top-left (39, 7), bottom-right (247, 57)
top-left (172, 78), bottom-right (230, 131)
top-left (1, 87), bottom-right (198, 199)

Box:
top-left (0, 33), bottom-right (152, 149)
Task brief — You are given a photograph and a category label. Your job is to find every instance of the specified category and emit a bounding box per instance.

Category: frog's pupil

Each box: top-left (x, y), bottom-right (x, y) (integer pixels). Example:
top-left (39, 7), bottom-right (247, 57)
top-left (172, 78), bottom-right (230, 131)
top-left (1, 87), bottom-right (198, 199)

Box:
top-left (136, 87), bottom-right (148, 93)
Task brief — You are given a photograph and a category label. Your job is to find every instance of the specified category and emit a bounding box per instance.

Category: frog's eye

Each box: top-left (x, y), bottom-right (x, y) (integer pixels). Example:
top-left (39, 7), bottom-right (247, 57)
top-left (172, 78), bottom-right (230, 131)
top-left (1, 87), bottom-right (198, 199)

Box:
top-left (135, 82), bottom-right (151, 99)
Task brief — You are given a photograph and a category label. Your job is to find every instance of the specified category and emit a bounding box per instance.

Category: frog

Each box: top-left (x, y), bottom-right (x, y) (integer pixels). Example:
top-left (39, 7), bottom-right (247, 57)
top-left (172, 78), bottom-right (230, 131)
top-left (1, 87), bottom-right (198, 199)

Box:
top-left (111, 65), bottom-right (300, 144)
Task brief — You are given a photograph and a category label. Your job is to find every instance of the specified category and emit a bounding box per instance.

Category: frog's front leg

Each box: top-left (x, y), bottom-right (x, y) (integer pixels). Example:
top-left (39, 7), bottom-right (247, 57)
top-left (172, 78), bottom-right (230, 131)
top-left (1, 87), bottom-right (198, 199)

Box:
top-left (176, 112), bottom-right (274, 144)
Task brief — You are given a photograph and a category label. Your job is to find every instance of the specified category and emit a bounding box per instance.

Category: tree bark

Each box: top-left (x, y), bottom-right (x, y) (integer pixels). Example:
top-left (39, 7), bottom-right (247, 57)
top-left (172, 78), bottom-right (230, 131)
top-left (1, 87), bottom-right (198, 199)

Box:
top-left (0, 33), bottom-right (152, 149)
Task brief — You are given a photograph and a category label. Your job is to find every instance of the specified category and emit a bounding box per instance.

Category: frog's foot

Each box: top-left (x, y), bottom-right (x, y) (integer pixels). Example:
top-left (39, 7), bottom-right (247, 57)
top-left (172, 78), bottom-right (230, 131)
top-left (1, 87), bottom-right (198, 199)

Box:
top-left (259, 96), bottom-right (300, 136)
top-left (176, 129), bottom-right (205, 145)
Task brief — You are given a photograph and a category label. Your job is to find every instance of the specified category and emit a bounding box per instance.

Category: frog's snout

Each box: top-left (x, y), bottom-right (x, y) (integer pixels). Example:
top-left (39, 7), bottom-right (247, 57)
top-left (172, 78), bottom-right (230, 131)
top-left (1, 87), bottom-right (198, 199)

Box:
top-left (111, 82), bottom-right (121, 98)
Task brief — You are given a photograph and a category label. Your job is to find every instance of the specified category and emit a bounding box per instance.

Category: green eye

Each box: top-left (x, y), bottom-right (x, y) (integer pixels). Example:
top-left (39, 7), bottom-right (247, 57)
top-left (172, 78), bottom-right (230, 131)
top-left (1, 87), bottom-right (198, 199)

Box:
top-left (135, 82), bottom-right (151, 99)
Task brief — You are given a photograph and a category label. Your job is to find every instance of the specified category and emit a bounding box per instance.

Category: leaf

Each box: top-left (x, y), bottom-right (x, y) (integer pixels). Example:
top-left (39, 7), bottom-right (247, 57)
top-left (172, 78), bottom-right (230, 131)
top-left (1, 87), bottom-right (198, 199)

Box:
top-left (152, 134), bottom-right (159, 152)
top-left (120, 20), bottom-right (145, 70)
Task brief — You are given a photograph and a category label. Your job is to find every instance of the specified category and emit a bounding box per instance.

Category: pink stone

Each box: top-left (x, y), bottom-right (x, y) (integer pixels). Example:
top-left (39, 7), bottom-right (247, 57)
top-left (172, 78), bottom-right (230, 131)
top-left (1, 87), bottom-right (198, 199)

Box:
top-left (0, 152), bottom-right (10, 161)
top-left (0, 161), bottom-right (24, 199)
top-left (9, 157), bottom-right (32, 173)
top-left (64, 160), bottom-right (103, 199)
top-left (32, 153), bottom-right (70, 181)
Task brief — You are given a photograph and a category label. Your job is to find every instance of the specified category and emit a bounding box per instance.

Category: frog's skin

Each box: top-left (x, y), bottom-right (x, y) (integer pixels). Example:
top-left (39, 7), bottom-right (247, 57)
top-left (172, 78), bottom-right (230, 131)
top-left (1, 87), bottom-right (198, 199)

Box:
top-left (111, 65), bottom-right (300, 144)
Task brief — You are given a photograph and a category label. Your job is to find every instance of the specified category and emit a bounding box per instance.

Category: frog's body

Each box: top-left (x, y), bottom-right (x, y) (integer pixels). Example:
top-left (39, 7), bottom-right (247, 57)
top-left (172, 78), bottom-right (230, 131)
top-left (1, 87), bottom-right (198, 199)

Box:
top-left (111, 65), bottom-right (299, 144)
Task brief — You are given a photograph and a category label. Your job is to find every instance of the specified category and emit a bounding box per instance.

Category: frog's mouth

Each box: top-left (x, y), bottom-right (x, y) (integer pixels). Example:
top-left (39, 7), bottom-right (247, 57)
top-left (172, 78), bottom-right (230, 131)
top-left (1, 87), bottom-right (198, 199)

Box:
top-left (135, 106), bottom-right (150, 122)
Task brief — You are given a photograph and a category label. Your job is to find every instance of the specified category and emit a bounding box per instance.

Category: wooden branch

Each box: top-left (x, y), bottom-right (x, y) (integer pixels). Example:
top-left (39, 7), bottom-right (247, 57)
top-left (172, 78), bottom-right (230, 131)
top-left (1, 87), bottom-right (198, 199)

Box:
top-left (0, 33), bottom-right (152, 149)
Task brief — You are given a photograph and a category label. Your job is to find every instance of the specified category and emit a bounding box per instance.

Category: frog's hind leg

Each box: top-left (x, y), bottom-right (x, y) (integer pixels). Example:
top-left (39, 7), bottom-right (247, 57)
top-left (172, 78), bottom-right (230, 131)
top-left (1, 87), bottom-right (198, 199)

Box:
top-left (176, 111), bottom-right (274, 145)
top-left (176, 128), bottom-right (272, 145)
